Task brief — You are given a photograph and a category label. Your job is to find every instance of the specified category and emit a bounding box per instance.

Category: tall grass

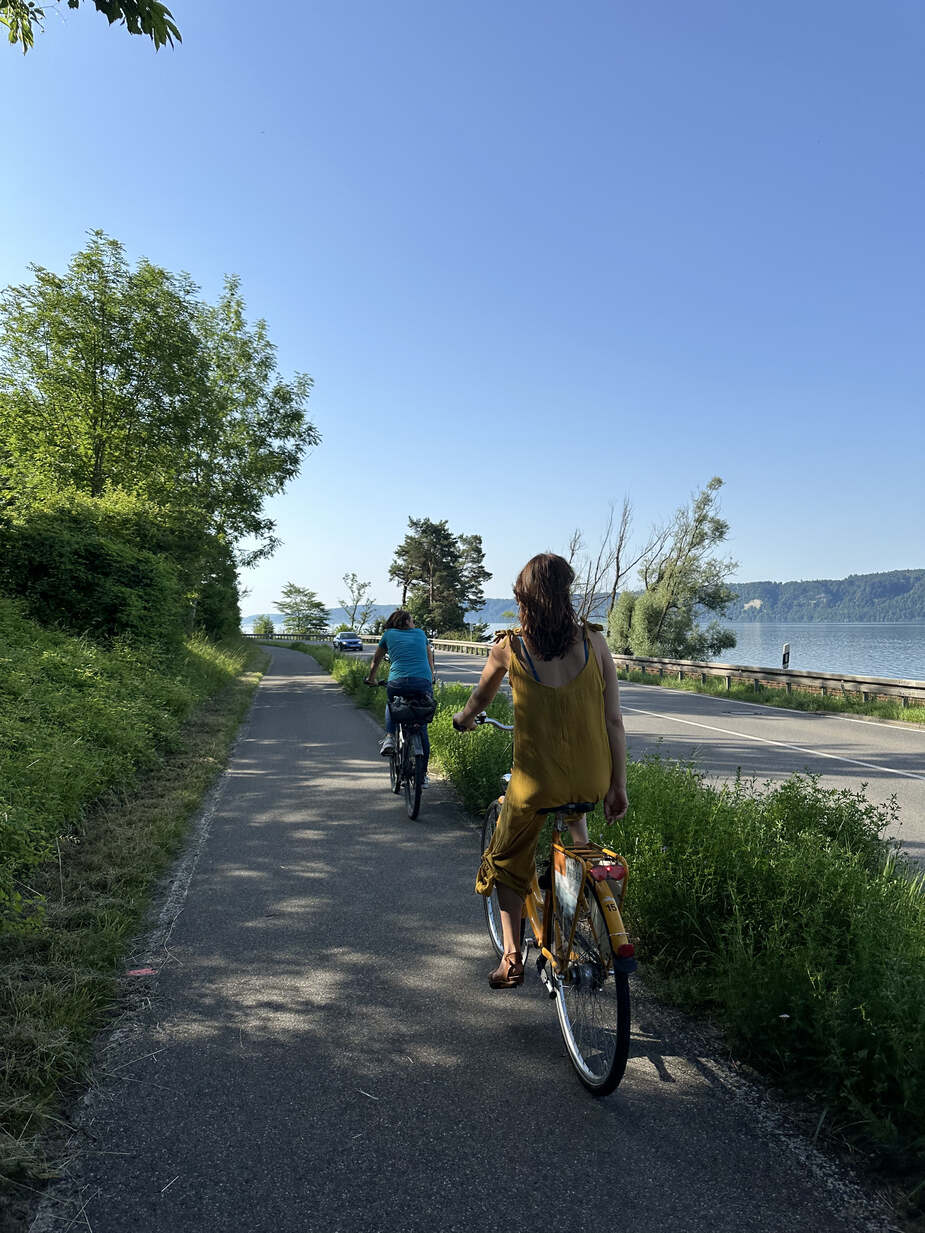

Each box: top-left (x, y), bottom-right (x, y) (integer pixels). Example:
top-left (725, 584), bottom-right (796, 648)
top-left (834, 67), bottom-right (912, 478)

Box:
top-left (0, 599), bottom-right (247, 929)
top-left (299, 643), bottom-right (925, 1195)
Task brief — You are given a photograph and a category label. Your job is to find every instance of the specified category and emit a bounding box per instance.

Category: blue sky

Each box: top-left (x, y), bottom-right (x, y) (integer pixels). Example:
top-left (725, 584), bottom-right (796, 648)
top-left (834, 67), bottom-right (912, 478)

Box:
top-left (3, 1), bottom-right (923, 612)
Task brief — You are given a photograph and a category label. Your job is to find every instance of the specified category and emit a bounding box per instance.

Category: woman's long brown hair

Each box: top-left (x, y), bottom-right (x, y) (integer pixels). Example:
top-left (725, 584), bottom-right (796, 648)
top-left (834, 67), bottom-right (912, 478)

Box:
top-left (385, 609), bottom-right (413, 630)
top-left (514, 553), bottom-right (580, 660)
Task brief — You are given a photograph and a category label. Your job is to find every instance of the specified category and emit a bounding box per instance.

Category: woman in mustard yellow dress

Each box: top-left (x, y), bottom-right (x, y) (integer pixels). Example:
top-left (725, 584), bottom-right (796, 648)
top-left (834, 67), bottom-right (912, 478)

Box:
top-left (453, 553), bottom-right (629, 989)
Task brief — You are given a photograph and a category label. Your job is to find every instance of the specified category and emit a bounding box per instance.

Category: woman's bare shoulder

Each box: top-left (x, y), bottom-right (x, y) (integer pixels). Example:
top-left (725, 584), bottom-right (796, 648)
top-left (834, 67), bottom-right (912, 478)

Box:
top-left (490, 630), bottom-right (513, 661)
top-left (588, 626), bottom-right (612, 665)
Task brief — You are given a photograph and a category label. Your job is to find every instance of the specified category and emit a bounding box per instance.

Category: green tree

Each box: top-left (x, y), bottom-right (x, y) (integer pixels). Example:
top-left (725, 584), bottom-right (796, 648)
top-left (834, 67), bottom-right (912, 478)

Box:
top-left (388, 517), bottom-right (491, 633)
top-left (338, 571), bottom-right (375, 631)
top-left (277, 583), bottom-right (328, 636)
top-left (606, 591), bottom-right (635, 654)
top-left (2, 0), bottom-right (179, 54)
top-left (615, 478), bottom-right (737, 660)
top-left (252, 615), bottom-right (275, 637)
top-left (0, 232), bottom-right (318, 565)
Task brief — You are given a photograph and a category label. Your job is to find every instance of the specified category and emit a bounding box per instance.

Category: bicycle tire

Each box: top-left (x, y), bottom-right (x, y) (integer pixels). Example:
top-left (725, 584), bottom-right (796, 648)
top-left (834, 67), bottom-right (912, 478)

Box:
top-left (480, 800), bottom-right (525, 961)
top-left (404, 752), bottom-right (424, 819)
top-left (554, 884), bottom-right (631, 1096)
top-left (389, 749), bottom-right (401, 794)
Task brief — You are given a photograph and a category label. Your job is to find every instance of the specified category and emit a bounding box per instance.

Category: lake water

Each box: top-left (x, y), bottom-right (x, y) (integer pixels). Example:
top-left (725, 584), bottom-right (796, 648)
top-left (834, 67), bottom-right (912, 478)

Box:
top-left (710, 623), bottom-right (925, 681)
top-left (483, 621), bottom-right (925, 681)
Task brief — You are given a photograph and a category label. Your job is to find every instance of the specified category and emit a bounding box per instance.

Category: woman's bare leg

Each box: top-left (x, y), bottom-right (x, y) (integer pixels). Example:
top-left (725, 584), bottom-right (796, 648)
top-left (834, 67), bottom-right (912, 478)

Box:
top-left (496, 883), bottom-right (523, 958)
top-left (568, 813), bottom-right (588, 845)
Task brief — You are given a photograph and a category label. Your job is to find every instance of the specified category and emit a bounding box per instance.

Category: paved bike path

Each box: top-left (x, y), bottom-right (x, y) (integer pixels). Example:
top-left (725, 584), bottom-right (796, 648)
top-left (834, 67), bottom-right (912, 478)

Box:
top-left (31, 648), bottom-right (898, 1233)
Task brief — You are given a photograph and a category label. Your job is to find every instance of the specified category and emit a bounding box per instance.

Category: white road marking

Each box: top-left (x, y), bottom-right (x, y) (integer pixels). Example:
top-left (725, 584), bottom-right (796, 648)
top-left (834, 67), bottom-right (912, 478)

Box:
top-left (622, 703), bottom-right (925, 782)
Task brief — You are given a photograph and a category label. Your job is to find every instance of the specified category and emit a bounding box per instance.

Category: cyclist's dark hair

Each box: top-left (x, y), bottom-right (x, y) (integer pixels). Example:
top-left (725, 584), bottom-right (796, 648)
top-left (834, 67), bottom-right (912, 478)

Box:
top-left (385, 609), bottom-right (413, 630)
top-left (514, 553), bottom-right (580, 660)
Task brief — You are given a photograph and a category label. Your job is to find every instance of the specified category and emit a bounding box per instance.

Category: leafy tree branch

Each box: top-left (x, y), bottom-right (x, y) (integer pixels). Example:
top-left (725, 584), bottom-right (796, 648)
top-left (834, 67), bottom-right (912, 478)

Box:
top-left (2, 0), bottom-right (180, 54)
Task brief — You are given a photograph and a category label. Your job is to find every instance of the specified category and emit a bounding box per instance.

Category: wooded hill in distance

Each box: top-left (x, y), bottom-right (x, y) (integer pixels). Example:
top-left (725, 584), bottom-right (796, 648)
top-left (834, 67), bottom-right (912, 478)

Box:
top-left (724, 570), bottom-right (925, 622)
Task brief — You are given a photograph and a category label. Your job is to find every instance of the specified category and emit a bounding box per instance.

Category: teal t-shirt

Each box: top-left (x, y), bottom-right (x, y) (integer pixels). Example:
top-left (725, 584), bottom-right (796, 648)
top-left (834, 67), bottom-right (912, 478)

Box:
top-left (379, 628), bottom-right (431, 682)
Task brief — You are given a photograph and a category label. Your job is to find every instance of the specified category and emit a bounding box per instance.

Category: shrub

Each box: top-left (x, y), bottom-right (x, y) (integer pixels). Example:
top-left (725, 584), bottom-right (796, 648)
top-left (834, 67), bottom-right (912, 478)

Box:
top-left (0, 490), bottom-right (241, 645)
top-left (0, 493), bottom-right (185, 645)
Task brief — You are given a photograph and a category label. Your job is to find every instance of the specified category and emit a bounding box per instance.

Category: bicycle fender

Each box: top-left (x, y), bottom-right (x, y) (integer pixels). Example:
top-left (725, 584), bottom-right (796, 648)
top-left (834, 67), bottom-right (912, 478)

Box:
top-left (593, 882), bottom-right (636, 971)
top-left (411, 733), bottom-right (424, 758)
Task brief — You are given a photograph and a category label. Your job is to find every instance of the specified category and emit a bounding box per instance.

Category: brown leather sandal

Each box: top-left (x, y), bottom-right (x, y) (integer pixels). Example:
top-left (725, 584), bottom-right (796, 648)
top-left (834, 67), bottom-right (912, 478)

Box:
top-left (489, 951), bottom-right (525, 989)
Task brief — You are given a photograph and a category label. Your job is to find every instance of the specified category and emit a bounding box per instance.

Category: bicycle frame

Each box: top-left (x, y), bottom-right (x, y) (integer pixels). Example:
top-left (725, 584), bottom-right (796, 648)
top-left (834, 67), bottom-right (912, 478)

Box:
top-left (513, 813), bottom-right (635, 990)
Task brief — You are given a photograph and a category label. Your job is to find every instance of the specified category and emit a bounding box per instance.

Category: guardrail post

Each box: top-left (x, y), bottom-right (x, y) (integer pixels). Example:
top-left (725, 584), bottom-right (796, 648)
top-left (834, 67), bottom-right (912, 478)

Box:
top-left (753, 677), bottom-right (760, 693)
top-left (786, 682), bottom-right (792, 694)
top-left (725, 675), bottom-right (731, 691)
top-left (902, 695), bottom-right (909, 709)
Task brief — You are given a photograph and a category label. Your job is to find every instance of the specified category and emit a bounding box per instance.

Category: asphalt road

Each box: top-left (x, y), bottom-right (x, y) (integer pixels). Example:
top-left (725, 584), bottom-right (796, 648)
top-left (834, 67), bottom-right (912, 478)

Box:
top-left (434, 650), bottom-right (925, 863)
top-left (29, 648), bottom-right (900, 1233)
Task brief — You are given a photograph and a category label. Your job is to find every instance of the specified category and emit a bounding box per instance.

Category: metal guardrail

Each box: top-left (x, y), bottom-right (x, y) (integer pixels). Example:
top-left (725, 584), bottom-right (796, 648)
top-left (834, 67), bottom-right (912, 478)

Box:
top-left (247, 631), bottom-right (925, 706)
top-left (242, 631), bottom-right (332, 641)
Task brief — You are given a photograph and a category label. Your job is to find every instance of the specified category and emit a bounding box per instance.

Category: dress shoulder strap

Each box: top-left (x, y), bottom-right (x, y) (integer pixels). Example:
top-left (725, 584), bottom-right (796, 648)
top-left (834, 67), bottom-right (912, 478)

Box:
top-left (516, 634), bottom-right (541, 682)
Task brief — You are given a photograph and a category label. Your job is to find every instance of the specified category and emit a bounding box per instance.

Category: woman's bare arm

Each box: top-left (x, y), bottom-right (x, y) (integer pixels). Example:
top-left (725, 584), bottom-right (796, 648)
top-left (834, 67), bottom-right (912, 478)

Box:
top-left (364, 644), bottom-right (387, 685)
top-left (591, 630), bottom-right (628, 821)
top-left (453, 638), bottom-right (511, 730)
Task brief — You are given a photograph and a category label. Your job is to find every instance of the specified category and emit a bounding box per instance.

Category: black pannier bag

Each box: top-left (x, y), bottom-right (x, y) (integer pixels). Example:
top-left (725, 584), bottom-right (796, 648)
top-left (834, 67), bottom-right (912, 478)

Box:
top-left (388, 693), bottom-right (436, 725)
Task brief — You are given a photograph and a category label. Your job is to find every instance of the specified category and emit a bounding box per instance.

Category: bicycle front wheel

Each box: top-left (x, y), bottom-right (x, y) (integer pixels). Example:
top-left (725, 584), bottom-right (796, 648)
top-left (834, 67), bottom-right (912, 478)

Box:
top-left (404, 752), bottom-right (424, 819)
top-left (554, 888), bottom-right (630, 1096)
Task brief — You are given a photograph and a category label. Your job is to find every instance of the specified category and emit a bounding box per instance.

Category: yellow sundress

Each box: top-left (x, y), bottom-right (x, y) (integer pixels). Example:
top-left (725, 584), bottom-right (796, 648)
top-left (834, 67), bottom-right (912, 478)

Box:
top-left (475, 624), bottom-right (613, 900)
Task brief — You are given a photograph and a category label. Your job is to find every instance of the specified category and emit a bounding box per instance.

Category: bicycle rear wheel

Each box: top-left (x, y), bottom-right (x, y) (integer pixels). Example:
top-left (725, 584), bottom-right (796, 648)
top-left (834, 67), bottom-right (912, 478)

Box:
top-left (554, 885), bottom-right (630, 1096)
top-left (480, 800), bottom-right (525, 961)
top-left (404, 749), bottom-right (424, 819)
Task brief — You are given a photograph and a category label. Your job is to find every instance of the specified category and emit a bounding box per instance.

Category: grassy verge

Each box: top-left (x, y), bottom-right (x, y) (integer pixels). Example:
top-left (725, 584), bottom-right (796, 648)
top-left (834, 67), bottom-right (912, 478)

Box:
top-left (298, 644), bottom-right (925, 1212)
top-left (0, 606), bottom-right (266, 1203)
top-left (588, 765), bottom-right (924, 1194)
top-left (616, 665), bottom-right (925, 724)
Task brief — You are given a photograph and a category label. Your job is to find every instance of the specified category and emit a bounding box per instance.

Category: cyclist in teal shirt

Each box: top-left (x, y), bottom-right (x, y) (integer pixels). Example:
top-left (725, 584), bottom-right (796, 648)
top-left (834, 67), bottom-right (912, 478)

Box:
top-left (364, 610), bottom-right (436, 776)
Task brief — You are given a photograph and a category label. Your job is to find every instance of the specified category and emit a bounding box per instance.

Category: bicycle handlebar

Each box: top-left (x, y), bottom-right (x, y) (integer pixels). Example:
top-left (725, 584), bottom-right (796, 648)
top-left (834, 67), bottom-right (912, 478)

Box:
top-left (474, 712), bottom-right (513, 732)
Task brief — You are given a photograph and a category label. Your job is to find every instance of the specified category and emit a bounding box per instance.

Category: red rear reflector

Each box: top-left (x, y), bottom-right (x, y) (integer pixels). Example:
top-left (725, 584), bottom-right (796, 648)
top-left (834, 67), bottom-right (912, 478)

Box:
top-left (589, 863), bottom-right (625, 881)
top-left (617, 943), bottom-right (635, 958)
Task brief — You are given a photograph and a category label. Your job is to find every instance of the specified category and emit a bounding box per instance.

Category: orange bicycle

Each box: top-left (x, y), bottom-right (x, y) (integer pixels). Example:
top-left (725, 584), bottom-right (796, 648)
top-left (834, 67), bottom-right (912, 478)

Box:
top-left (476, 714), bottom-right (635, 1095)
